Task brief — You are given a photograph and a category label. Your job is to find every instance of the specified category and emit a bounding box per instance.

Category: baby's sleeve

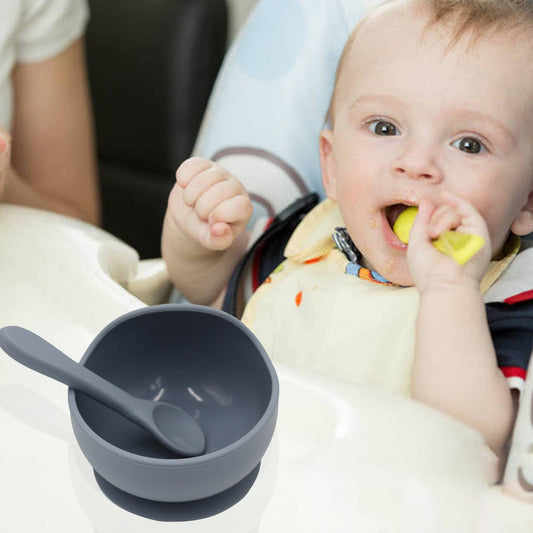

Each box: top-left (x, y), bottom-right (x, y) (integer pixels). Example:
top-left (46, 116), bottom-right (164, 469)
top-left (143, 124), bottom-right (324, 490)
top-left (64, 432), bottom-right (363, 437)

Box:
top-left (487, 299), bottom-right (533, 392)
top-left (16, 0), bottom-right (88, 63)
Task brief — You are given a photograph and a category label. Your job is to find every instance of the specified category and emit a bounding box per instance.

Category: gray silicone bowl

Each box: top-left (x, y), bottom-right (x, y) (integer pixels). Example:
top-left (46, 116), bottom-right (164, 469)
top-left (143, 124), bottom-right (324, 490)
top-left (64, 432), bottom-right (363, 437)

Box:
top-left (67, 304), bottom-right (278, 502)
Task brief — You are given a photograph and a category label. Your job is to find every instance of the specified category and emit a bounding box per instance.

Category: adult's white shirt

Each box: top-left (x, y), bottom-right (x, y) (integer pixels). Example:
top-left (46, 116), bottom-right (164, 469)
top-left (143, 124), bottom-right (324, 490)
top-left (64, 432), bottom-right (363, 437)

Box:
top-left (0, 0), bottom-right (88, 131)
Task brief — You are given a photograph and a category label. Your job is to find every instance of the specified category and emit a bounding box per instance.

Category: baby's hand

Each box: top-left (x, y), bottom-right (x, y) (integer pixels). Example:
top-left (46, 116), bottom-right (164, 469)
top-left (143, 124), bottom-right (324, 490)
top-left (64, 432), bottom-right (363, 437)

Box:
top-left (168, 157), bottom-right (252, 251)
top-left (407, 192), bottom-right (491, 293)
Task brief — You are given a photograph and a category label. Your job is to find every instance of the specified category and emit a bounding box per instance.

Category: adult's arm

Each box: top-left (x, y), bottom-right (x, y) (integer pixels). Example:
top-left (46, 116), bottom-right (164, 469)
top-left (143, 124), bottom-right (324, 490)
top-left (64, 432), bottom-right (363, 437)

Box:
top-left (4, 37), bottom-right (100, 225)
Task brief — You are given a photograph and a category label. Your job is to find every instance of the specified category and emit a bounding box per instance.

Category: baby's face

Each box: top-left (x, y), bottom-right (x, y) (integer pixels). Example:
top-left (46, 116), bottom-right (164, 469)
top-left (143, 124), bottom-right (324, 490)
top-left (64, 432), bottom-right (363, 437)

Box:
top-left (320, 2), bottom-right (533, 285)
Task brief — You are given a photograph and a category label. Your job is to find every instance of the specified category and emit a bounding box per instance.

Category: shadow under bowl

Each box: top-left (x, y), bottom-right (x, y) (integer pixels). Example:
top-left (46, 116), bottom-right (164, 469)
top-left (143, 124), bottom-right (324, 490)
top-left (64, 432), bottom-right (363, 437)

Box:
top-left (68, 304), bottom-right (278, 502)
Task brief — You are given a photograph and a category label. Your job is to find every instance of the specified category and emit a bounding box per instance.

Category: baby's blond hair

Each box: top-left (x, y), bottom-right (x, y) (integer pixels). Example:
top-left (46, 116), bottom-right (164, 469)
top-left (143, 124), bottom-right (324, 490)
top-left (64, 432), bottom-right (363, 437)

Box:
top-left (326, 0), bottom-right (533, 126)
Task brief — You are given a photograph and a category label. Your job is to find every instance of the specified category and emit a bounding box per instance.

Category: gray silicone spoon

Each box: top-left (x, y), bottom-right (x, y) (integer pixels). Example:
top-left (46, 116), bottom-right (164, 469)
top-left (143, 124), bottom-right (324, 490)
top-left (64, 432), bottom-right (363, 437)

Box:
top-left (0, 326), bottom-right (206, 457)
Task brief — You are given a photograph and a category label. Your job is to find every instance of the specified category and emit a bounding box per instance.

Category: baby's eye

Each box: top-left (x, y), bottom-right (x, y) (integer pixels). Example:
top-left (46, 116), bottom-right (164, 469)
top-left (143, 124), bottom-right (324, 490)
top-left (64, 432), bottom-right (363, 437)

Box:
top-left (452, 137), bottom-right (487, 154)
top-left (368, 120), bottom-right (398, 136)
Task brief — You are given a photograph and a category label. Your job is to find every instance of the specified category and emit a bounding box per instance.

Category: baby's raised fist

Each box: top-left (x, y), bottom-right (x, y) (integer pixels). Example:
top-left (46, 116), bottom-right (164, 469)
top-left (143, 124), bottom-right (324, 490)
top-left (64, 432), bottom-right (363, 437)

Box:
top-left (171, 157), bottom-right (252, 251)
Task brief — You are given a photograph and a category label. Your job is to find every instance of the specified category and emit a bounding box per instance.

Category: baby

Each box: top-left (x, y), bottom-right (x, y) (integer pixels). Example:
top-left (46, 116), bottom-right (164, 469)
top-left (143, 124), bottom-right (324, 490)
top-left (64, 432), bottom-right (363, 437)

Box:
top-left (162, 0), bottom-right (533, 462)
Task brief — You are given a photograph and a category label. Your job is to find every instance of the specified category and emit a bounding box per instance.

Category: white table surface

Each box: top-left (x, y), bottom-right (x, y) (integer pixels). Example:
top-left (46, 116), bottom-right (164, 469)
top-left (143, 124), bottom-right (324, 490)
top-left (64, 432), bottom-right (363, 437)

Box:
top-left (1, 205), bottom-right (533, 533)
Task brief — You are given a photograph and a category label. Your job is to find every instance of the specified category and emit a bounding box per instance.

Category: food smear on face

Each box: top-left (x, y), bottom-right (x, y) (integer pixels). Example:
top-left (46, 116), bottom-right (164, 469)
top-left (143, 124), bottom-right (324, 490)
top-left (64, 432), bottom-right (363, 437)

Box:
top-left (392, 206), bottom-right (485, 265)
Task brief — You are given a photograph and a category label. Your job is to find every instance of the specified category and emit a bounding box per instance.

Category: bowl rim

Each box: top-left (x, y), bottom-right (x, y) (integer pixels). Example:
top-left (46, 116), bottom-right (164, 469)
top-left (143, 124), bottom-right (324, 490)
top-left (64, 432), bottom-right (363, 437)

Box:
top-left (68, 303), bottom-right (279, 466)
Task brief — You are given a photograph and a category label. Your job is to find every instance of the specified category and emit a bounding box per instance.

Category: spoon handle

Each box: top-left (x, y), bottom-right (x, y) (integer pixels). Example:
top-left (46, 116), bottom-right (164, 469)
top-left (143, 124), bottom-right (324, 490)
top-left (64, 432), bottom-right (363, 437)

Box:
top-left (0, 326), bottom-right (145, 426)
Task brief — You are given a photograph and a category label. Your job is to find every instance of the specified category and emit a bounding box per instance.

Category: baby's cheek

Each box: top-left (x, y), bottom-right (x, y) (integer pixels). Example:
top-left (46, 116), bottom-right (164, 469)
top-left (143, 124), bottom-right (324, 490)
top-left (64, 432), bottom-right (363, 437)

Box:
top-left (482, 208), bottom-right (511, 248)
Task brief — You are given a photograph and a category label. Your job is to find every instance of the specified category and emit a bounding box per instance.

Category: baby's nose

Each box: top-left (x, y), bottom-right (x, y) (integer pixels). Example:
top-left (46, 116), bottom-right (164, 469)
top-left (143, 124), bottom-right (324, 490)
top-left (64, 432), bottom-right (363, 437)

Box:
top-left (393, 146), bottom-right (443, 183)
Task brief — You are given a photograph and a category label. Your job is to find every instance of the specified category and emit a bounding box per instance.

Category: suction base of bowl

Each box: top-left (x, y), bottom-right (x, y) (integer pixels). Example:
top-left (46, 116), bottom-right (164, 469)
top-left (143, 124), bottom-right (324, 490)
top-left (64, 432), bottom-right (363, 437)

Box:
top-left (93, 462), bottom-right (261, 521)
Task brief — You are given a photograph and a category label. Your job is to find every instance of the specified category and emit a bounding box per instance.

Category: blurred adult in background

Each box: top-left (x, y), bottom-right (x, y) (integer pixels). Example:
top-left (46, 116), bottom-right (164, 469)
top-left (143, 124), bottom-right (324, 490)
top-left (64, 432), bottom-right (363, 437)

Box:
top-left (0, 0), bottom-right (99, 225)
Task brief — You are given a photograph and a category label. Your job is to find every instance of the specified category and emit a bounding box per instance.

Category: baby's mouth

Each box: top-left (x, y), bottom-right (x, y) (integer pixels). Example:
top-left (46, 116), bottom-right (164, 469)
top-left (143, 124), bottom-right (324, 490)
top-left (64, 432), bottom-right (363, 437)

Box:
top-left (385, 203), bottom-right (411, 230)
top-left (383, 203), bottom-right (415, 249)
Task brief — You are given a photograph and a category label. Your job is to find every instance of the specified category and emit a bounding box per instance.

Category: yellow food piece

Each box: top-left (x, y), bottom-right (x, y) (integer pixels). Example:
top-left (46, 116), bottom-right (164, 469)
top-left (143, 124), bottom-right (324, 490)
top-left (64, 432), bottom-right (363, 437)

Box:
top-left (392, 206), bottom-right (485, 265)
top-left (432, 232), bottom-right (485, 265)
top-left (392, 206), bottom-right (418, 244)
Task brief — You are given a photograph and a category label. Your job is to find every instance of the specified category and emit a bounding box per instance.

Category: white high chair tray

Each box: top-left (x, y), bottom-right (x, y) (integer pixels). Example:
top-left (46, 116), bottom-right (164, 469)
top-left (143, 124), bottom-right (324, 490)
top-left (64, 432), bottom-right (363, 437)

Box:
top-left (0, 205), bottom-right (532, 533)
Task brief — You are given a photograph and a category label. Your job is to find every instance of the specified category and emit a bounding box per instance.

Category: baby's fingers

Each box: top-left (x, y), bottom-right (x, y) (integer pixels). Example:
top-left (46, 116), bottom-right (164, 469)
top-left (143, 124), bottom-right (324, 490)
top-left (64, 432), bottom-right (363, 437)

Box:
top-left (195, 179), bottom-right (249, 221)
top-left (177, 209), bottom-right (231, 251)
top-left (428, 204), bottom-right (461, 239)
top-left (408, 199), bottom-right (434, 246)
top-left (209, 194), bottom-right (252, 228)
top-left (204, 221), bottom-right (235, 251)
top-left (175, 157), bottom-right (213, 188)
top-left (435, 191), bottom-right (488, 238)
top-left (204, 195), bottom-right (252, 250)
top-left (181, 166), bottom-right (231, 209)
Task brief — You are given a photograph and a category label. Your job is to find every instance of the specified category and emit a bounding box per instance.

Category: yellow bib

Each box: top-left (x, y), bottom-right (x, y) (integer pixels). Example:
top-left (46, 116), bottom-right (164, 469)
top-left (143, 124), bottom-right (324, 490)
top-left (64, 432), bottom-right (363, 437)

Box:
top-left (242, 199), bottom-right (519, 396)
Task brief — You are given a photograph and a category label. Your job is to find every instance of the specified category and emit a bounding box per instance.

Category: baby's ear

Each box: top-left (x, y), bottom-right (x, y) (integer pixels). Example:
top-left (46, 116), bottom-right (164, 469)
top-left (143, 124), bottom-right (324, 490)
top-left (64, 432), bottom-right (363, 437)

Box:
top-left (511, 190), bottom-right (533, 236)
top-left (319, 129), bottom-right (337, 201)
